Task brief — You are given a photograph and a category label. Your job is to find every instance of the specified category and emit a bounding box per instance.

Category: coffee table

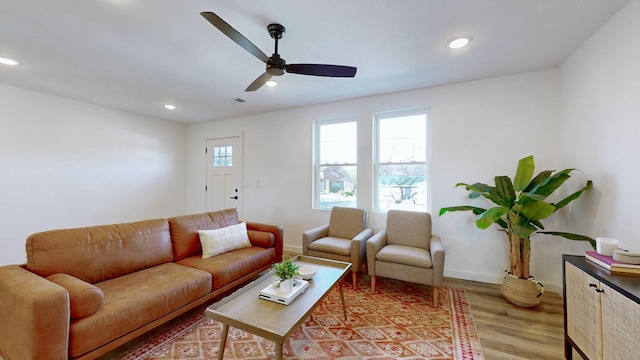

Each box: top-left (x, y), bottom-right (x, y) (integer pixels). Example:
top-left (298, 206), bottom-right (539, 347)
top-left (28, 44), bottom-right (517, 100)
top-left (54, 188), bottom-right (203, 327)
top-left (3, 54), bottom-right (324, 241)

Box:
top-left (204, 255), bottom-right (351, 360)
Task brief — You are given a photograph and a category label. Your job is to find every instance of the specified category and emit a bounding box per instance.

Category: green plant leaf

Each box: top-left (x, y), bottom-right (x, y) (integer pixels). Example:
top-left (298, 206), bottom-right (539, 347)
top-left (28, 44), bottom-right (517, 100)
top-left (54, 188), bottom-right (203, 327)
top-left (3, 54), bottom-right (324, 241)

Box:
top-left (439, 206), bottom-right (487, 216)
top-left (529, 170), bottom-right (573, 198)
top-left (554, 180), bottom-right (593, 210)
top-left (458, 182), bottom-right (508, 207)
top-left (538, 231), bottom-right (596, 249)
top-left (523, 170), bottom-right (553, 193)
top-left (514, 155), bottom-right (535, 191)
top-left (476, 207), bottom-right (508, 229)
top-left (513, 222), bottom-right (536, 239)
top-left (495, 176), bottom-right (516, 207)
top-left (521, 199), bottom-right (556, 221)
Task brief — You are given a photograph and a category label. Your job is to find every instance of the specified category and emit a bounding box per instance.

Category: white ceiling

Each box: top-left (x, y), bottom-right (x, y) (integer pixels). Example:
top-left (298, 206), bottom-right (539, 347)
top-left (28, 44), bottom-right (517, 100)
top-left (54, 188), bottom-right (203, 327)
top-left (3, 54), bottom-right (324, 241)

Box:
top-left (0, 0), bottom-right (630, 124)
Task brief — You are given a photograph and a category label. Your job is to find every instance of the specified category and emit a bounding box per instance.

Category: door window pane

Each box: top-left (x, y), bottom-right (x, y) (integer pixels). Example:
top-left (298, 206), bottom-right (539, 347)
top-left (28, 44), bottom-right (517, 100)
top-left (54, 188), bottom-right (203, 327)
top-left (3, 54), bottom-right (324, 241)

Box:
top-left (213, 146), bottom-right (232, 167)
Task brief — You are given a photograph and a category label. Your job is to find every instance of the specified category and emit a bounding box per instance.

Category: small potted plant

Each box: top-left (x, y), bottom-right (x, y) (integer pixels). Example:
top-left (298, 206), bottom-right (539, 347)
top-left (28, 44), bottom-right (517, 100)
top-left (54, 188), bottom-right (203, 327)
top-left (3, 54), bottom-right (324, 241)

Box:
top-left (271, 258), bottom-right (300, 292)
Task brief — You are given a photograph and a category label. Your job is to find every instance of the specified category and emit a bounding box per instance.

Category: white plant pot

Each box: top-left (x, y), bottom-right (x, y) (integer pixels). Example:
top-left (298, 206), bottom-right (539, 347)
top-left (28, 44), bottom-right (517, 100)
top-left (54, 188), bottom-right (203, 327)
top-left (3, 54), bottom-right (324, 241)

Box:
top-left (279, 278), bottom-right (293, 293)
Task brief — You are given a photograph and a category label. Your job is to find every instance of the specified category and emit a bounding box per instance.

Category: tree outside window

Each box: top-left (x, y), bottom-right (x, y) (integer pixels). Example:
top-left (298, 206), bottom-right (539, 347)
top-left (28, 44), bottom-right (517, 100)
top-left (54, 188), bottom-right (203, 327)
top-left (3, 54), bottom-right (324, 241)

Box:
top-left (374, 110), bottom-right (429, 212)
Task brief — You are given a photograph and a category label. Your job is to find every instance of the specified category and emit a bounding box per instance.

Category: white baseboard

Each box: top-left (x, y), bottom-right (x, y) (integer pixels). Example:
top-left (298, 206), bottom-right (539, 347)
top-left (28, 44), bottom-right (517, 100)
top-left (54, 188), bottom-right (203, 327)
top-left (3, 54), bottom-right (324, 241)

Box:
top-left (284, 245), bottom-right (302, 254)
top-left (444, 268), bottom-right (562, 294)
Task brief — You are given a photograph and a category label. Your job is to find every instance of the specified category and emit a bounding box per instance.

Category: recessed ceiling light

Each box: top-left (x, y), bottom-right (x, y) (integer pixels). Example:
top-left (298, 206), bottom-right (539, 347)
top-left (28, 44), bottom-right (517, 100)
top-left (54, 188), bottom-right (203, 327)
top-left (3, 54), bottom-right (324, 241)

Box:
top-left (265, 80), bottom-right (278, 87)
top-left (447, 37), bottom-right (471, 49)
top-left (0, 57), bottom-right (20, 66)
top-left (164, 104), bottom-right (176, 110)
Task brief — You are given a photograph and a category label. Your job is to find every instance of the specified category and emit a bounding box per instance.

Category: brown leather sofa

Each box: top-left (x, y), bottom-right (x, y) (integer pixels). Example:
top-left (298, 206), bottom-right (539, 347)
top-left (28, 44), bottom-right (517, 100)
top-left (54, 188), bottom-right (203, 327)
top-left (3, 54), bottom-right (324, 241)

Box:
top-left (0, 209), bottom-right (283, 360)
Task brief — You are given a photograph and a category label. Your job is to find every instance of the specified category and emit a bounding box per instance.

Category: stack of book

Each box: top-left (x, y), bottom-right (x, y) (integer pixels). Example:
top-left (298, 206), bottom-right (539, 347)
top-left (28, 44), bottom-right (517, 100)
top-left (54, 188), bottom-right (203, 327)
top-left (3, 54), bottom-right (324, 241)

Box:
top-left (585, 250), bottom-right (640, 275)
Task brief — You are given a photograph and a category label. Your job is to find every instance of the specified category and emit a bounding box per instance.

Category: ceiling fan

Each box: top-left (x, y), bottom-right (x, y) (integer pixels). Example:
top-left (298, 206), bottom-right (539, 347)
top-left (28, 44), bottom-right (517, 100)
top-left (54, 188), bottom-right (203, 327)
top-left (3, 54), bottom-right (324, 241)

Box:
top-left (200, 12), bottom-right (357, 92)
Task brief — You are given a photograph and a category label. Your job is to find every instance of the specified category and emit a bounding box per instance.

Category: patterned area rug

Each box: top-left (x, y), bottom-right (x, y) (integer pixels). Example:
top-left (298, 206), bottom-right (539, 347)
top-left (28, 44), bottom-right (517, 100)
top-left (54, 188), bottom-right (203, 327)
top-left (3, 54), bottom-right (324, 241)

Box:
top-left (117, 275), bottom-right (484, 360)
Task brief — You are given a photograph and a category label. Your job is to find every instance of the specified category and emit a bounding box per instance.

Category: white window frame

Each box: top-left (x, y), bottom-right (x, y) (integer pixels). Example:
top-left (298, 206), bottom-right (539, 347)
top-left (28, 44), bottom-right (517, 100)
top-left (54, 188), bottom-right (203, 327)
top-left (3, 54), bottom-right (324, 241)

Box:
top-left (373, 108), bottom-right (430, 213)
top-left (312, 117), bottom-right (358, 210)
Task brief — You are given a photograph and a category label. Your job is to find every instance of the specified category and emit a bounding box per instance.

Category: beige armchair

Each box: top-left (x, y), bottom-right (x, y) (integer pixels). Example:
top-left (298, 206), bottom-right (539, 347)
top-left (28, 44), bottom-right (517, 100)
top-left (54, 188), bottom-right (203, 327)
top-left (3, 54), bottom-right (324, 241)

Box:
top-left (303, 207), bottom-right (373, 289)
top-left (366, 210), bottom-right (445, 307)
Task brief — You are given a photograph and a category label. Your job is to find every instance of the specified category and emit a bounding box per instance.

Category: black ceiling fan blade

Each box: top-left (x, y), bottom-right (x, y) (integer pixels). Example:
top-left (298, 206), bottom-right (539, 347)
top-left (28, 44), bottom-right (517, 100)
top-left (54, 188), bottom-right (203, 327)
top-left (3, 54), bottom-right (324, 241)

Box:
top-left (285, 64), bottom-right (357, 77)
top-left (245, 72), bottom-right (273, 92)
top-left (200, 12), bottom-right (269, 64)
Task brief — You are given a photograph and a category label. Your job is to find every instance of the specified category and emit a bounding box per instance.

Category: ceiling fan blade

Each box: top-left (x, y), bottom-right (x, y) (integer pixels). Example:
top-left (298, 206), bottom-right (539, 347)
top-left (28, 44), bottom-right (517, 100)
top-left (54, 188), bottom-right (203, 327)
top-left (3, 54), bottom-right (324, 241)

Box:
top-left (245, 72), bottom-right (273, 92)
top-left (200, 12), bottom-right (269, 64)
top-left (285, 64), bottom-right (357, 77)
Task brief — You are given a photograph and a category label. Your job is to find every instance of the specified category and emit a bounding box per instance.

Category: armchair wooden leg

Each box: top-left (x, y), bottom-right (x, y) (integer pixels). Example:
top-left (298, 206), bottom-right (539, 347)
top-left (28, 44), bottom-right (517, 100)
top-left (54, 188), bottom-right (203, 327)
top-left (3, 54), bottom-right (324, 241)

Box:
top-left (370, 275), bottom-right (376, 293)
top-left (352, 271), bottom-right (357, 289)
top-left (433, 286), bottom-right (439, 307)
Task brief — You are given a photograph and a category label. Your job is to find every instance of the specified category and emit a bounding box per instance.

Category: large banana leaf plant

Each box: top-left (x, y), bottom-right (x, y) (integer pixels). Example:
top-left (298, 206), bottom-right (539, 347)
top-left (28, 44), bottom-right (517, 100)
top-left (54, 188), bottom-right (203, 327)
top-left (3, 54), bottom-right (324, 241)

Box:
top-left (439, 155), bottom-right (594, 279)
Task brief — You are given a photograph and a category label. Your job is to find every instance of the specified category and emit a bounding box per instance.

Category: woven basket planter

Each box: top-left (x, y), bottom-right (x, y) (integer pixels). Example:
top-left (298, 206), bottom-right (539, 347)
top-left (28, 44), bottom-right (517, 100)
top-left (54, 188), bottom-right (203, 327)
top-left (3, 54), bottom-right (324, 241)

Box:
top-left (500, 272), bottom-right (544, 307)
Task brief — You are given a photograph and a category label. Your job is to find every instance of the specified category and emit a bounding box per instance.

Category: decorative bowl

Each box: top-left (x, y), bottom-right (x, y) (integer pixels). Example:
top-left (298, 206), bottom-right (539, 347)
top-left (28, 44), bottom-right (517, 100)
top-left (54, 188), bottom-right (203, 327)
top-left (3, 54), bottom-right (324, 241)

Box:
top-left (298, 265), bottom-right (317, 280)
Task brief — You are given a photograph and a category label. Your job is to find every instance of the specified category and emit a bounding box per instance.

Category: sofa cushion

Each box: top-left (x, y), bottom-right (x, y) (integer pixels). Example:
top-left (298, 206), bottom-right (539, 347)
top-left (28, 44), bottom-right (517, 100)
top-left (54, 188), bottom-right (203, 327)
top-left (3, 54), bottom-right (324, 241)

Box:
top-left (177, 246), bottom-right (275, 290)
top-left (198, 222), bottom-right (251, 258)
top-left (307, 237), bottom-right (352, 256)
top-left (26, 219), bottom-right (173, 284)
top-left (376, 244), bottom-right (433, 268)
top-left (328, 207), bottom-right (367, 239)
top-left (168, 209), bottom-right (240, 261)
top-left (248, 229), bottom-right (275, 248)
top-left (47, 274), bottom-right (104, 319)
top-left (67, 262), bottom-right (211, 358)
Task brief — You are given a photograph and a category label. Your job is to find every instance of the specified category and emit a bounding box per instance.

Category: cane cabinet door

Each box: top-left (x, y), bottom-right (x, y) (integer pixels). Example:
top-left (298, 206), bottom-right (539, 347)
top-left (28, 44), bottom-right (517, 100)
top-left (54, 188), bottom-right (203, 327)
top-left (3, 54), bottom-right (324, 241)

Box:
top-left (565, 262), bottom-right (602, 360)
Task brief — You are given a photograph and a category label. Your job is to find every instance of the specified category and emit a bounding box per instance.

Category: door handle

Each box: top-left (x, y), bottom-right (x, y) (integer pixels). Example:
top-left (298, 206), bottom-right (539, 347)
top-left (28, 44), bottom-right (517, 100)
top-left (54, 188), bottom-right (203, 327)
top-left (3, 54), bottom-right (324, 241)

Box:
top-left (229, 196), bottom-right (238, 200)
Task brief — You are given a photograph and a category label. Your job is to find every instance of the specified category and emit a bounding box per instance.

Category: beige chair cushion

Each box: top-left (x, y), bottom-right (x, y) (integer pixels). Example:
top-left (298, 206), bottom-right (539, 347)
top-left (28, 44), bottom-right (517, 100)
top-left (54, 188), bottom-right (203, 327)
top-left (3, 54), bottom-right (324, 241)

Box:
top-left (386, 210), bottom-right (431, 249)
top-left (328, 207), bottom-right (367, 239)
top-left (307, 237), bottom-right (351, 256)
top-left (376, 244), bottom-right (432, 268)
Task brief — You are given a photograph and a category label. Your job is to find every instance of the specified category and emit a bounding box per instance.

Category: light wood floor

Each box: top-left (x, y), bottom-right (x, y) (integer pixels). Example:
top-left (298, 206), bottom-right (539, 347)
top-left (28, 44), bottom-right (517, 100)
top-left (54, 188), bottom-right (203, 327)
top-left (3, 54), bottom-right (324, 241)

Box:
top-left (443, 277), bottom-right (566, 360)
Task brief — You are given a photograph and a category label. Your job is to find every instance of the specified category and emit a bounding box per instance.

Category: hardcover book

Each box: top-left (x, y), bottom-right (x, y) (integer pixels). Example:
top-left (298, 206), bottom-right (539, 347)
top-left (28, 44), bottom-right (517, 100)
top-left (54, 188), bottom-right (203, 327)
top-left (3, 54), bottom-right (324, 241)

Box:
top-left (585, 250), bottom-right (640, 275)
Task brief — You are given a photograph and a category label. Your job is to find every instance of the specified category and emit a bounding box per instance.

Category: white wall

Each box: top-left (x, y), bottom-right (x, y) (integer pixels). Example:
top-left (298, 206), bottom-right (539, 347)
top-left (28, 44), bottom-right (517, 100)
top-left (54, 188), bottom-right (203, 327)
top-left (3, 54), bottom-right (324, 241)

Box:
top-left (187, 69), bottom-right (574, 291)
top-left (0, 84), bottom-right (188, 265)
top-left (560, 0), bottom-right (640, 252)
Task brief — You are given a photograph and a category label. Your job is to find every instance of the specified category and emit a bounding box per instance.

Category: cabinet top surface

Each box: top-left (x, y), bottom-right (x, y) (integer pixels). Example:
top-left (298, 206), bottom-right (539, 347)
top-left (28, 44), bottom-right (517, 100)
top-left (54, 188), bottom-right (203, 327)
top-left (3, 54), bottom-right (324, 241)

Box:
top-left (564, 255), bottom-right (640, 302)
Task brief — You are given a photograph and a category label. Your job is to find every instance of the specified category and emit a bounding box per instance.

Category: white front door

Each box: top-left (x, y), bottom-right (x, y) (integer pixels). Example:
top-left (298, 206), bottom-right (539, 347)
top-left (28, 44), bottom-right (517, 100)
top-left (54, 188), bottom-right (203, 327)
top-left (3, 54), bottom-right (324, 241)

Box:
top-left (205, 136), bottom-right (243, 219)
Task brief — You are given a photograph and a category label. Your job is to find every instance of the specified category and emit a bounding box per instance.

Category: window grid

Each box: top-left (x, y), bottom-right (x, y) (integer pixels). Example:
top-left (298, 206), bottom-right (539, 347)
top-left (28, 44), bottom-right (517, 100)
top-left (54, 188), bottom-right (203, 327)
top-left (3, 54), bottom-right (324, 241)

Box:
top-left (212, 146), bottom-right (233, 167)
top-left (313, 118), bottom-right (358, 210)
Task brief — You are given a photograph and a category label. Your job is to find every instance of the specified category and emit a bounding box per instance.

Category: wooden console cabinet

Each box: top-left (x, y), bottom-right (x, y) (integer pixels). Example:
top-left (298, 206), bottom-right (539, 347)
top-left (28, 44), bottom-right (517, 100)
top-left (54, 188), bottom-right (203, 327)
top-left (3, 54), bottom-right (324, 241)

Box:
top-left (563, 255), bottom-right (640, 359)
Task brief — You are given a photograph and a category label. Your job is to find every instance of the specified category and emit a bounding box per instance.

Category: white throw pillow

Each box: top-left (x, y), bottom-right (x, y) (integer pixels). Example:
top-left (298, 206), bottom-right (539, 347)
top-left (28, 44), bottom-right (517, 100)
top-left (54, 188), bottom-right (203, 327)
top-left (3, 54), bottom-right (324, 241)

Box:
top-left (198, 222), bottom-right (251, 259)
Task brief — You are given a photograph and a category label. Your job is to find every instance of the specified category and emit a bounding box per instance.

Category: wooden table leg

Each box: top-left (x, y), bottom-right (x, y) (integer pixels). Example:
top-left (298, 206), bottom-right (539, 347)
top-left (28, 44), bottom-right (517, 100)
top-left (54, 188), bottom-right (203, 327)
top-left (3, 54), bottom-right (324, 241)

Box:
top-left (218, 323), bottom-right (229, 360)
top-left (339, 282), bottom-right (347, 320)
top-left (276, 340), bottom-right (283, 360)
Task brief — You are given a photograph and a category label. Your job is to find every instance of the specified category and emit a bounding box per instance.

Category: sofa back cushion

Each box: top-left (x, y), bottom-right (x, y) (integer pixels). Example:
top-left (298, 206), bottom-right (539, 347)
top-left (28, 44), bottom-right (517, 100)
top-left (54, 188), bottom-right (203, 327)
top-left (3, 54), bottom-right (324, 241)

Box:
top-left (386, 210), bottom-right (431, 250)
top-left (26, 219), bottom-right (173, 283)
top-left (168, 209), bottom-right (240, 261)
top-left (328, 207), bottom-right (368, 239)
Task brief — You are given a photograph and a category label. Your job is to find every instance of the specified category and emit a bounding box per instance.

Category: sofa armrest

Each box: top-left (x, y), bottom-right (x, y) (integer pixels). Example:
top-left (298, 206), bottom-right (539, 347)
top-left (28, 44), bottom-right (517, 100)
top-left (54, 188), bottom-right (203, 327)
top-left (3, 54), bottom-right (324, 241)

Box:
top-left (302, 224), bottom-right (329, 256)
top-left (366, 230), bottom-right (387, 275)
top-left (430, 235), bottom-right (445, 286)
top-left (0, 265), bottom-right (70, 360)
top-left (351, 228), bottom-right (374, 269)
top-left (246, 222), bottom-right (284, 262)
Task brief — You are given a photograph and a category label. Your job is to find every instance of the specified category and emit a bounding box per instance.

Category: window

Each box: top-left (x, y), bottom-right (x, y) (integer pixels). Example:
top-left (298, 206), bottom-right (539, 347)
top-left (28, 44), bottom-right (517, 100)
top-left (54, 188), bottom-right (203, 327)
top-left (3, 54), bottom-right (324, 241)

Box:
top-left (313, 119), bottom-right (357, 209)
top-left (374, 109), bottom-right (429, 212)
top-left (212, 146), bottom-right (232, 167)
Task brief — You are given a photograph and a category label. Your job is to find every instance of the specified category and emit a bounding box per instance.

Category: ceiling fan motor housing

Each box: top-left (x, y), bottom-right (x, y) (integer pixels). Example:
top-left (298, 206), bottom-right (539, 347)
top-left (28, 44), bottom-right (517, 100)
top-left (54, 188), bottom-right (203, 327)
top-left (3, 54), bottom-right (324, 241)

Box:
top-left (267, 54), bottom-right (286, 76)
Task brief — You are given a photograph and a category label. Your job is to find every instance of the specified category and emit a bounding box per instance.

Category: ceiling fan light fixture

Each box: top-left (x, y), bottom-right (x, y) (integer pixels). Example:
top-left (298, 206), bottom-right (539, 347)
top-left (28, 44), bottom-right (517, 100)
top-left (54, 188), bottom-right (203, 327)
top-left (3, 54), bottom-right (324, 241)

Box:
top-left (0, 57), bottom-right (20, 66)
top-left (265, 80), bottom-right (278, 87)
top-left (447, 36), bottom-right (471, 49)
